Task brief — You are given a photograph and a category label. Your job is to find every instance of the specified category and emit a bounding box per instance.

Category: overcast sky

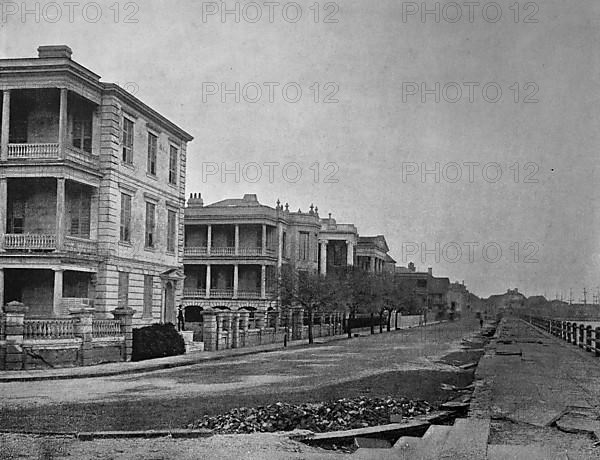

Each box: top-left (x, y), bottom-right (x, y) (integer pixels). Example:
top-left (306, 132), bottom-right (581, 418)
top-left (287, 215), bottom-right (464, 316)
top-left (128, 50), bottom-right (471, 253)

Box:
top-left (3, 0), bottom-right (599, 298)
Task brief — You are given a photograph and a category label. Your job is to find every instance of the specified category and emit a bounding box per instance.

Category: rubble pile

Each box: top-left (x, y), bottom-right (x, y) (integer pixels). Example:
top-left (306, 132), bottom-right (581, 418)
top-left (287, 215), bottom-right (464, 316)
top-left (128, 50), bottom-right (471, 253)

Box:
top-left (189, 397), bottom-right (432, 434)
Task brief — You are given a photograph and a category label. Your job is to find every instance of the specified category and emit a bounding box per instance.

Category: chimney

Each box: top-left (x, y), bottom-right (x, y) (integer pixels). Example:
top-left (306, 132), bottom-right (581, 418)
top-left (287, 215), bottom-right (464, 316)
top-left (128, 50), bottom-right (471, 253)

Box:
top-left (428, 267), bottom-right (433, 276)
top-left (187, 193), bottom-right (204, 207)
top-left (242, 194), bottom-right (258, 203)
top-left (38, 45), bottom-right (73, 59)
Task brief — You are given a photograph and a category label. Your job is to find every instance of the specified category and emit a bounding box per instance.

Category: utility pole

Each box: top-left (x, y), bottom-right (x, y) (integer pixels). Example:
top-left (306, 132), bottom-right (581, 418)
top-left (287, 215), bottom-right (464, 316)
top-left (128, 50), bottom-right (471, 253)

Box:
top-left (569, 288), bottom-right (573, 305)
top-left (582, 288), bottom-right (587, 305)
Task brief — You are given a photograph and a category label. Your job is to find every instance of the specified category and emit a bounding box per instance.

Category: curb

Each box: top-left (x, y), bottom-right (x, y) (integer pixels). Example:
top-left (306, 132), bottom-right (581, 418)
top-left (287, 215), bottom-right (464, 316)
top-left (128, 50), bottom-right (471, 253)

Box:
top-left (77, 429), bottom-right (213, 441)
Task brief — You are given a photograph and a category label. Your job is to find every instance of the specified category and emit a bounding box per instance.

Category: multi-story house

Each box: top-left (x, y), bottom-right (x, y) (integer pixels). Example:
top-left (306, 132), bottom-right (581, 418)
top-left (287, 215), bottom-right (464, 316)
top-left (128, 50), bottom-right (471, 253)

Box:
top-left (317, 214), bottom-right (358, 275)
top-left (183, 194), bottom-right (320, 313)
top-left (0, 46), bottom-right (193, 325)
top-left (356, 235), bottom-right (392, 273)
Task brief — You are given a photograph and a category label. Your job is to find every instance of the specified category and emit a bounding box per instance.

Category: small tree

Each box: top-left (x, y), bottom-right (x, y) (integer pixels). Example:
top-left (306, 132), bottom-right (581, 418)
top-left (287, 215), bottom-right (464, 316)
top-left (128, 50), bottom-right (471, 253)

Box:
top-left (278, 266), bottom-right (340, 344)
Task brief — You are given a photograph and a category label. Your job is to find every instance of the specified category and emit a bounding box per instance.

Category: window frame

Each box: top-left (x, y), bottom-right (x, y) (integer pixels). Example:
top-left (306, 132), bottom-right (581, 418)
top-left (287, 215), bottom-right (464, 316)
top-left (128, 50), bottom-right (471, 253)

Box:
top-left (120, 193), bottom-right (132, 243)
top-left (147, 132), bottom-right (158, 176)
top-left (145, 201), bottom-right (156, 248)
top-left (166, 209), bottom-right (177, 253)
top-left (168, 145), bottom-right (178, 185)
top-left (122, 116), bottom-right (134, 164)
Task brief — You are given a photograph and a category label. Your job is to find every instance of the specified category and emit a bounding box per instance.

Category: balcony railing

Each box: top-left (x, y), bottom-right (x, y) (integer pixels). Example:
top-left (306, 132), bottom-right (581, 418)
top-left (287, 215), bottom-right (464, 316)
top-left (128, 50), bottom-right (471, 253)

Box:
top-left (210, 289), bottom-right (234, 298)
top-left (237, 290), bottom-right (262, 299)
top-left (184, 246), bottom-right (208, 256)
top-left (183, 289), bottom-right (275, 300)
top-left (3, 233), bottom-right (56, 250)
top-left (8, 143), bottom-right (59, 159)
top-left (3, 233), bottom-right (97, 255)
top-left (92, 319), bottom-right (123, 338)
top-left (6, 143), bottom-right (99, 168)
top-left (23, 318), bottom-right (75, 340)
top-left (184, 289), bottom-right (206, 299)
top-left (184, 246), bottom-right (278, 257)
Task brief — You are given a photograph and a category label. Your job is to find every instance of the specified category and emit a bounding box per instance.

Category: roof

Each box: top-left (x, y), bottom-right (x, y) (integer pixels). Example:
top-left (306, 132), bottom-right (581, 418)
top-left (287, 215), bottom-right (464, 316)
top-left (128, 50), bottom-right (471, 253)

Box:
top-left (207, 194), bottom-right (263, 208)
top-left (384, 254), bottom-right (396, 264)
top-left (357, 235), bottom-right (390, 253)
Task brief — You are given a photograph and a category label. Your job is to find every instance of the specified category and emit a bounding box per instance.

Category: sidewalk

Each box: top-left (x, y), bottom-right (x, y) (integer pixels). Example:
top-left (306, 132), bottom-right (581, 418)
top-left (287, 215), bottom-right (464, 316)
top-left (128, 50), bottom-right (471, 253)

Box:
top-left (0, 322), bottom-right (444, 383)
top-left (468, 317), bottom-right (600, 459)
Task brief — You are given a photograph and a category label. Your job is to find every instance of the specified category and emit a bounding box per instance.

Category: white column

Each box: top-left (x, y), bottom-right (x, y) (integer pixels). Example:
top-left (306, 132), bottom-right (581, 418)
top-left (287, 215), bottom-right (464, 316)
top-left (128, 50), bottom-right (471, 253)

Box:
top-left (346, 241), bottom-right (354, 266)
top-left (58, 88), bottom-right (68, 159)
top-left (0, 177), bottom-right (7, 245)
top-left (234, 224), bottom-right (239, 255)
top-left (53, 269), bottom-right (64, 316)
top-left (207, 225), bottom-right (212, 255)
top-left (89, 188), bottom-right (99, 240)
top-left (277, 223), bottom-right (283, 268)
top-left (1, 89), bottom-right (10, 161)
top-left (320, 241), bottom-right (328, 275)
top-left (205, 264), bottom-right (211, 298)
top-left (262, 224), bottom-right (267, 255)
top-left (56, 178), bottom-right (66, 250)
top-left (91, 107), bottom-right (100, 155)
top-left (233, 264), bottom-right (239, 298)
top-left (261, 265), bottom-right (266, 299)
top-left (370, 256), bottom-right (375, 272)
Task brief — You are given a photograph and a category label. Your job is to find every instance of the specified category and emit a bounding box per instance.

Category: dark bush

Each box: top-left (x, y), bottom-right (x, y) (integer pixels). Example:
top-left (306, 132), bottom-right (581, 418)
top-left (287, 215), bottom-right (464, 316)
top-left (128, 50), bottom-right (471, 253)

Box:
top-left (131, 322), bottom-right (185, 362)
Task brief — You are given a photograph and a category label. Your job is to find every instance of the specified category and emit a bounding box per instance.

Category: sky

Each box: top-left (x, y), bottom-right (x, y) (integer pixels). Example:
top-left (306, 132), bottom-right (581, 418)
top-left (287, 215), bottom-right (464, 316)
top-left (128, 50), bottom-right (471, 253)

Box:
top-left (2, 0), bottom-right (599, 298)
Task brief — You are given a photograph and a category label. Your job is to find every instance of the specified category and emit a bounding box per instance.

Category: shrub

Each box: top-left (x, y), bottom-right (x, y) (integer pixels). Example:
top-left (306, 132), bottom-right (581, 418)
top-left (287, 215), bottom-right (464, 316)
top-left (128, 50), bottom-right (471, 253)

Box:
top-left (131, 323), bottom-right (185, 362)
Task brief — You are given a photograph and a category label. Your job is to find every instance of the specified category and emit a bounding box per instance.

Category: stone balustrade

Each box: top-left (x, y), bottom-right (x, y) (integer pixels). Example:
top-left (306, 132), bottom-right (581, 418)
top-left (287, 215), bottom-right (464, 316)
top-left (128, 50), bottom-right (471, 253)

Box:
top-left (525, 315), bottom-right (600, 358)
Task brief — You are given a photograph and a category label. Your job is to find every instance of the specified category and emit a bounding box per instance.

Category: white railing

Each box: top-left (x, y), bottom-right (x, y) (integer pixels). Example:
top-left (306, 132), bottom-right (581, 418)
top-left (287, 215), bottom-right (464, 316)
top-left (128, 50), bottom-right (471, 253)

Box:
top-left (3, 233), bottom-right (56, 250)
top-left (64, 236), bottom-right (98, 255)
top-left (183, 289), bottom-right (207, 299)
top-left (92, 319), bottom-right (122, 338)
top-left (238, 248), bottom-right (262, 256)
top-left (211, 289), bottom-right (234, 298)
top-left (23, 318), bottom-right (75, 340)
top-left (184, 246), bottom-right (208, 256)
top-left (237, 290), bottom-right (261, 299)
top-left (7, 143), bottom-right (59, 159)
top-left (210, 247), bottom-right (235, 256)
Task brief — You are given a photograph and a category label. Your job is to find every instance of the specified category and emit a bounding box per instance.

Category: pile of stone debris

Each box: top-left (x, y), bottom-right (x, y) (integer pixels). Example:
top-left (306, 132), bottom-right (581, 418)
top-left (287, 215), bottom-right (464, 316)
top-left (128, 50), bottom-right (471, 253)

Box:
top-left (189, 397), bottom-right (433, 434)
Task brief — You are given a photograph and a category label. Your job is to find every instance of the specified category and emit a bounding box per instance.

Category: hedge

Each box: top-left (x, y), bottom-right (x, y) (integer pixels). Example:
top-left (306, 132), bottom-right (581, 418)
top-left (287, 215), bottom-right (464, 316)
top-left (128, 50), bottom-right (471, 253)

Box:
top-left (131, 323), bottom-right (185, 362)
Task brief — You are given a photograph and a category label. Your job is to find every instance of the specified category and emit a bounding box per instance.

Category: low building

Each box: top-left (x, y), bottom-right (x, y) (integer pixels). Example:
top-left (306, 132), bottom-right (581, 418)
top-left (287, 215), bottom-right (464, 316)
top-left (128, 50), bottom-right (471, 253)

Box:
top-left (447, 281), bottom-right (469, 317)
top-left (356, 235), bottom-right (391, 273)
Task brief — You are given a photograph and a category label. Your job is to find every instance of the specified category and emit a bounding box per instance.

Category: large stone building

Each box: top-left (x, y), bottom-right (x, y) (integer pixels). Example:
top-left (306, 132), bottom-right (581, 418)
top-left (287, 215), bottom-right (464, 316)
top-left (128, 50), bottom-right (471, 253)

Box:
top-left (0, 46), bottom-right (193, 325)
top-left (356, 235), bottom-right (392, 273)
top-left (183, 194), bottom-right (320, 312)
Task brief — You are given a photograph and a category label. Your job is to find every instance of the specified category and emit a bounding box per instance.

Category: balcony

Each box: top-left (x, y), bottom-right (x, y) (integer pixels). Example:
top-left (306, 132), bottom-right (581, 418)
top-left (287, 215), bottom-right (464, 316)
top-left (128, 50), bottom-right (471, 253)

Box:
top-left (6, 143), bottom-right (99, 169)
top-left (183, 289), bottom-right (274, 300)
top-left (2, 233), bottom-right (98, 255)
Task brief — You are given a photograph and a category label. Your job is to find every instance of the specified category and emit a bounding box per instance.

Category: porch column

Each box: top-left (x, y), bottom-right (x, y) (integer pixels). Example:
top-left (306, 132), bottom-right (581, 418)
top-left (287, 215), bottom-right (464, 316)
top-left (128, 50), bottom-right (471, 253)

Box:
top-left (261, 265), bottom-right (266, 299)
top-left (320, 241), bottom-right (327, 275)
top-left (234, 224), bottom-right (239, 255)
top-left (91, 107), bottom-right (100, 155)
top-left (205, 264), bottom-right (211, 298)
top-left (53, 269), bottom-right (64, 316)
top-left (262, 224), bottom-right (267, 255)
top-left (370, 257), bottom-right (376, 272)
top-left (206, 225), bottom-right (212, 255)
top-left (56, 178), bottom-right (66, 250)
top-left (0, 177), bottom-right (7, 251)
top-left (58, 88), bottom-right (68, 159)
top-left (233, 264), bottom-right (239, 299)
top-left (277, 222), bottom-right (283, 268)
top-left (1, 89), bottom-right (10, 161)
top-left (89, 188), bottom-right (99, 240)
top-left (346, 241), bottom-right (354, 266)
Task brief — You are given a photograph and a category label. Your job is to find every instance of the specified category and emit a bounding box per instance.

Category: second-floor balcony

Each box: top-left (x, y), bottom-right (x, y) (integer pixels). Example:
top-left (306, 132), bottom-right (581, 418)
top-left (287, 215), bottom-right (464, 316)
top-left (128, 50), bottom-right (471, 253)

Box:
top-left (6, 143), bottom-right (99, 169)
top-left (184, 245), bottom-right (277, 258)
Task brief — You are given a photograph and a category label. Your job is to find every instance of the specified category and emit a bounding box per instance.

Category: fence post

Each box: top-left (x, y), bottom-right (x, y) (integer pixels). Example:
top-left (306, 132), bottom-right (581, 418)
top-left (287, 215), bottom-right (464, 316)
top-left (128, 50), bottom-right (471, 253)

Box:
top-left (595, 327), bottom-right (600, 357)
top-left (572, 323), bottom-right (577, 345)
top-left (3, 301), bottom-right (28, 370)
top-left (585, 326), bottom-right (592, 352)
top-left (231, 311), bottom-right (241, 349)
top-left (70, 306), bottom-right (95, 366)
top-left (579, 324), bottom-right (585, 349)
top-left (201, 310), bottom-right (217, 351)
top-left (111, 307), bottom-right (134, 361)
top-left (566, 322), bottom-right (571, 342)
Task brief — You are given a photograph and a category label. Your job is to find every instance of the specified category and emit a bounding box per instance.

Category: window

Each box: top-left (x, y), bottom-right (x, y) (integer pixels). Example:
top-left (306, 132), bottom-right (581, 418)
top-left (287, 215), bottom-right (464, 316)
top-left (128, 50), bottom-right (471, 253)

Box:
top-left (73, 118), bottom-right (92, 153)
top-left (8, 200), bottom-right (24, 234)
top-left (68, 187), bottom-right (91, 238)
top-left (143, 275), bottom-right (153, 317)
top-left (120, 193), bottom-right (132, 242)
top-left (118, 272), bottom-right (129, 308)
top-left (168, 145), bottom-right (178, 185)
top-left (282, 231), bottom-right (287, 258)
top-left (299, 231), bottom-right (309, 260)
top-left (147, 132), bottom-right (157, 175)
top-left (122, 117), bottom-right (134, 164)
top-left (145, 202), bottom-right (156, 248)
top-left (167, 209), bottom-right (176, 252)
top-left (417, 279), bottom-right (427, 288)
